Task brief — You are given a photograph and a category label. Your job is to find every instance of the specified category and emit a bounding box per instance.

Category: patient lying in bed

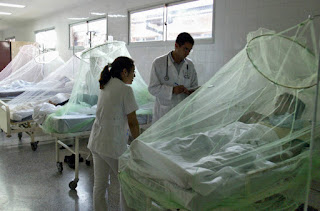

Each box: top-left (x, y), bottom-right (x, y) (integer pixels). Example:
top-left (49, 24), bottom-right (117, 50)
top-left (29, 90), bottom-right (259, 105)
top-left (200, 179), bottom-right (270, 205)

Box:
top-left (239, 93), bottom-right (309, 161)
top-left (127, 93), bottom-right (310, 198)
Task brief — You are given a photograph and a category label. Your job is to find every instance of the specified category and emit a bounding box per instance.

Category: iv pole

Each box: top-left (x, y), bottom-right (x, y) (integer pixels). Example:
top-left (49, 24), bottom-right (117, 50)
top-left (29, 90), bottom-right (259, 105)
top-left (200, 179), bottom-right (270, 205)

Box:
top-left (304, 14), bottom-right (320, 211)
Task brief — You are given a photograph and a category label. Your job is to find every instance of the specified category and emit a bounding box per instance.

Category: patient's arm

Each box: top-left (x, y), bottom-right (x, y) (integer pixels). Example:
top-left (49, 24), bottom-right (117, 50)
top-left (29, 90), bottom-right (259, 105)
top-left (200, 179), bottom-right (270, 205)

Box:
top-left (239, 111), bottom-right (267, 124)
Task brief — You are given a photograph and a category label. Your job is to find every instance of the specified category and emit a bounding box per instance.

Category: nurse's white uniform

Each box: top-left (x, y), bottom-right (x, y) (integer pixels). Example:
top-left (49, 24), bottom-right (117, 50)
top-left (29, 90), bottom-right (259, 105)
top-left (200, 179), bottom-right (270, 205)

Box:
top-left (148, 52), bottom-right (198, 123)
top-left (88, 77), bottom-right (138, 159)
top-left (87, 77), bottom-right (138, 211)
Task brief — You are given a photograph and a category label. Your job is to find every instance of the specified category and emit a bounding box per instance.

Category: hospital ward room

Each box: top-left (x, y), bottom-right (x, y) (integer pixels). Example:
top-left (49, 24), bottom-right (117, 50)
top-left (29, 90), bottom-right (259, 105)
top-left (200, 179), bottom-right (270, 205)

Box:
top-left (1, 0), bottom-right (320, 211)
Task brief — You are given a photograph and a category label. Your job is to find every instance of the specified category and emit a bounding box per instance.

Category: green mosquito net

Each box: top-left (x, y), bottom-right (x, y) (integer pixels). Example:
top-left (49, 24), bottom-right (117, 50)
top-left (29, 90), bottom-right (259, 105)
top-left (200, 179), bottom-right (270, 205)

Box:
top-left (42, 41), bottom-right (154, 134)
top-left (119, 18), bottom-right (320, 210)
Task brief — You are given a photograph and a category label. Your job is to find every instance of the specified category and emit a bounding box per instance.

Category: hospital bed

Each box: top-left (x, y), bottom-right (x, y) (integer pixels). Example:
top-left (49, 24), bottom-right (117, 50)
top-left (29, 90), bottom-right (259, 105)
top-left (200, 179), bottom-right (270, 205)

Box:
top-left (48, 107), bottom-right (152, 190)
top-left (0, 55), bottom-right (81, 151)
top-left (0, 90), bottom-right (25, 102)
top-left (0, 90), bottom-right (71, 151)
top-left (119, 122), bottom-right (315, 210)
top-left (0, 99), bottom-right (40, 150)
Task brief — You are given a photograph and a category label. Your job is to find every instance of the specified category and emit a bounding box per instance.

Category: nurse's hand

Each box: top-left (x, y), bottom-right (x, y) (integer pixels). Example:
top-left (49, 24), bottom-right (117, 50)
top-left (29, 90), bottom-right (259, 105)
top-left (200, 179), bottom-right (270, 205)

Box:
top-left (173, 85), bottom-right (187, 94)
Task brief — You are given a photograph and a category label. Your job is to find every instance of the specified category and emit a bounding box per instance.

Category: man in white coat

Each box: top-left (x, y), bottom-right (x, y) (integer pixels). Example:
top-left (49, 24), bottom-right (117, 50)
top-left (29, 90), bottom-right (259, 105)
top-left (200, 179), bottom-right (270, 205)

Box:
top-left (148, 32), bottom-right (198, 123)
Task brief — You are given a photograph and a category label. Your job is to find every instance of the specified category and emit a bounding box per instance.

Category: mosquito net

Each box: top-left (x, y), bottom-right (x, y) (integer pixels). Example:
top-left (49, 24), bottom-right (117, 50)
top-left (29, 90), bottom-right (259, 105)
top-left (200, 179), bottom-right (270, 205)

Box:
top-left (0, 51), bottom-right (64, 93)
top-left (6, 55), bottom-right (81, 122)
top-left (118, 18), bottom-right (320, 210)
top-left (42, 41), bottom-right (154, 134)
top-left (0, 44), bottom-right (39, 81)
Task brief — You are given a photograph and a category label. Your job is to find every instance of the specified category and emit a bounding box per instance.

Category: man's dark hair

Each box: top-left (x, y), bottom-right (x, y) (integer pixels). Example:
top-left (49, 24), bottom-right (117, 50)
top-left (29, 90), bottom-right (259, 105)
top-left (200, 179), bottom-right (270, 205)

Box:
top-left (176, 32), bottom-right (194, 46)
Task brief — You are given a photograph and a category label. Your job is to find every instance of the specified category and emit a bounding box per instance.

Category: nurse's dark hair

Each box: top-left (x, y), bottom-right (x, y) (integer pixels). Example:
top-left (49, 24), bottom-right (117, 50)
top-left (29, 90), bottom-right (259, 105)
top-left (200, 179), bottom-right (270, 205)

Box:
top-left (176, 32), bottom-right (194, 46)
top-left (99, 56), bottom-right (134, 89)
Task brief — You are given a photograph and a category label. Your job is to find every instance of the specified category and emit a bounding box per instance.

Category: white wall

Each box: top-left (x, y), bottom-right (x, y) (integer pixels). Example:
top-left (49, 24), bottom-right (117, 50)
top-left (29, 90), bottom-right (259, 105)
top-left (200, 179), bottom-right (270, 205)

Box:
top-left (1, 0), bottom-right (320, 85)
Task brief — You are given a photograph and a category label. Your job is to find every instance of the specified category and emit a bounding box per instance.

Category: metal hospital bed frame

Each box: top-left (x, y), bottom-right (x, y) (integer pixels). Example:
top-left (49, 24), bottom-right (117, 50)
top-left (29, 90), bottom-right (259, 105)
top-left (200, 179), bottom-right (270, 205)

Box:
top-left (52, 131), bottom-right (92, 190)
top-left (53, 119), bottom-right (152, 190)
top-left (0, 99), bottom-right (40, 151)
top-left (134, 153), bottom-right (305, 211)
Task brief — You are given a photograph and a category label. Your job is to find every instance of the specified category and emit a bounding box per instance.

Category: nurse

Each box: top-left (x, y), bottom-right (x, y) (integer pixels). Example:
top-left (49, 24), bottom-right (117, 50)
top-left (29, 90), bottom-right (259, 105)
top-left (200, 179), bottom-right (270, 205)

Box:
top-left (87, 56), bottom-right (139, 211)
top-left (148, 32), bottom-right (198, 123)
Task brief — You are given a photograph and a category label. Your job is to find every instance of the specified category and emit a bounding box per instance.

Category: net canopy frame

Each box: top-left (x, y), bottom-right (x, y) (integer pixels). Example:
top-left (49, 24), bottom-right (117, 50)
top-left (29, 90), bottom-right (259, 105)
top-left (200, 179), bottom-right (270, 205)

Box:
top-left (0, 50), bottom-right (65, 93)
top-left (118, 17), bottom-right (320, 211)
top-left (0, 44), bottom-right (39, 81)
top-left (6, 54), bottom-right (81, 122)
top-left (42, 41), bottom-right (155, 134)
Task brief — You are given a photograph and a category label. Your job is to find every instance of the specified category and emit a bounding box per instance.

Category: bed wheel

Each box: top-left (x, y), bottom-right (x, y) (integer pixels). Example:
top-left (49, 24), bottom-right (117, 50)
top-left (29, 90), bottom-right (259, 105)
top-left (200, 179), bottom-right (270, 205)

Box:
top-left (18, 132), bottom-right (22, 140)
top-left (69, 180), bottom-right (78, 190)
top-left (57, 162), bottom-right (63, 172)
top-left (31, 141), bottom-right (39, 151)
top-left (85, 160), bottom-right (91, 166)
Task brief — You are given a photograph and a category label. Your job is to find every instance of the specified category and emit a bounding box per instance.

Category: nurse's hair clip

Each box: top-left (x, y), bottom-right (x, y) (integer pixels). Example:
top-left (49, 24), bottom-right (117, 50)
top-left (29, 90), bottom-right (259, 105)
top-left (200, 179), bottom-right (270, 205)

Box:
top-left (107, 63), bottom-right (112, 71)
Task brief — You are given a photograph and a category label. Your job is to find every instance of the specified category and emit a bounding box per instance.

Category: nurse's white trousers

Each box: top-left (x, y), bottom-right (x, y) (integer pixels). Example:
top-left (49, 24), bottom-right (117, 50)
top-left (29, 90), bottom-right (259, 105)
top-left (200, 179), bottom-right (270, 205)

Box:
top-left (92, 151), bottom-right (131, 211)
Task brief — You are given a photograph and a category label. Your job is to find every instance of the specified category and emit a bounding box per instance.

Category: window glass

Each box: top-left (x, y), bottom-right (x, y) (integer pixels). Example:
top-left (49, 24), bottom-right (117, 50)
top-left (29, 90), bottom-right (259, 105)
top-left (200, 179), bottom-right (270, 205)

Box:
top-left (35, 29), bottom-right (57, 50)
top-left (70, 18), bottom-right (107, 48)
top-left (130, 7), bottom-right (164, 43)
top-left (70, 23), bottom-right (87, 48)
top-left (88, 18), bottom-right (107, 47)
top-left (167, 0), bottom-right (213, 40)
top-left (129, 0), bottom-right (214, 43)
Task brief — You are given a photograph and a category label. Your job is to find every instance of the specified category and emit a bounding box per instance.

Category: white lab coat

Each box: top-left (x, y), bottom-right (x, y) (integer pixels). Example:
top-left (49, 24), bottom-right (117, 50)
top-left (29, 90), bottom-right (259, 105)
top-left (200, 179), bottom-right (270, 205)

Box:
top-left (148, 52), bottom-right (198, 123)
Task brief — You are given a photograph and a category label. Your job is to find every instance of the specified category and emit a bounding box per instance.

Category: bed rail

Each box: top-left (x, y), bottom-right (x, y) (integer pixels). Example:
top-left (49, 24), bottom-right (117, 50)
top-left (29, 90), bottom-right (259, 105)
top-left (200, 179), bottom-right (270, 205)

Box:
top-left (0, 99), bottom-right (11, 136)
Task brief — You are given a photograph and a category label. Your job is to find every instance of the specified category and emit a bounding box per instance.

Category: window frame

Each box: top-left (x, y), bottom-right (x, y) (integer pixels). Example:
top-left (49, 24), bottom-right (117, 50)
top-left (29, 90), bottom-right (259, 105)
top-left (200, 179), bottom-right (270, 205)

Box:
top-left (68, 17), bottom-right (107, 50)
top-left (128, 0), bottom-right (215, 46)
top-left (34, 27), bottom-right (57, 51)
top-left (5, 36), bottom-right (15, 42)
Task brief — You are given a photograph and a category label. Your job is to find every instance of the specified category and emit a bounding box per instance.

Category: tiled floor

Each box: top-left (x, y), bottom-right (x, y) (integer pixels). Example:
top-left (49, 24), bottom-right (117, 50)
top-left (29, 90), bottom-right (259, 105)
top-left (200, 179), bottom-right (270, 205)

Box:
top-left (0, 131), bottom-right (319, 211)
top-left (0, 131), bottom-right (97, 211)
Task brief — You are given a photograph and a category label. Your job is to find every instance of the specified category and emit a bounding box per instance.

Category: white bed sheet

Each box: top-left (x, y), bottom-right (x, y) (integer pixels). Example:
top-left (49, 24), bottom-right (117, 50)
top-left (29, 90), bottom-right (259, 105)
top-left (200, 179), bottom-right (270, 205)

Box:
top-left (7, 93), bottom-right (70, 122)
top-left (127, 122), bottom-right (281, 196)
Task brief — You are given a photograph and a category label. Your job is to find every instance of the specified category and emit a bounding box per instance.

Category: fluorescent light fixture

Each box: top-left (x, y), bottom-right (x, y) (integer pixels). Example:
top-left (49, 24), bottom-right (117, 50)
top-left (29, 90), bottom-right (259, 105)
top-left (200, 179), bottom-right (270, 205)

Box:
top-left (0, 3), bottom-right (26, 8)
top-left (91, 12), bottom-right (106, 16)
top-left (107, 14), bottom-right (126, 18)
top-left (0, 12), bottom-right (11, 15)
top-left (68, 17), bottom-right (89, 20)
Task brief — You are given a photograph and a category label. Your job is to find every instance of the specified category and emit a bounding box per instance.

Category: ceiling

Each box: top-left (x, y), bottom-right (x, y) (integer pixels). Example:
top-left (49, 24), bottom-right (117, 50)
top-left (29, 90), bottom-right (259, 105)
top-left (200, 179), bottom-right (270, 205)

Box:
top-left (0, 0), bottom-right (95, 30)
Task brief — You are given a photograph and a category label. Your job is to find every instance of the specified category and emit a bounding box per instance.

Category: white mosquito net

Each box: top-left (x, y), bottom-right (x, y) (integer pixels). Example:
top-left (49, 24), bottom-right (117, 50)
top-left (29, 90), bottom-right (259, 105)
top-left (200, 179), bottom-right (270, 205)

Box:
top-left (0, 44), bottom-right (39, 81)
top-left (0, 51), bottom-right (65, 98)
top-left (42, 41), bottom-right (154, 133)
top-left (118, 18), bottom-right (320, 210)
top-left (7, 55), bottom-right (81, 122)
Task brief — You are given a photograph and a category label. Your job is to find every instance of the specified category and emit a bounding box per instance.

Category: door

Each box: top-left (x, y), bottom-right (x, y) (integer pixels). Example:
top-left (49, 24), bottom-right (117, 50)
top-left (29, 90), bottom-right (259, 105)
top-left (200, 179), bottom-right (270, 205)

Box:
top-left (0, 41), bottom-right (11, 72)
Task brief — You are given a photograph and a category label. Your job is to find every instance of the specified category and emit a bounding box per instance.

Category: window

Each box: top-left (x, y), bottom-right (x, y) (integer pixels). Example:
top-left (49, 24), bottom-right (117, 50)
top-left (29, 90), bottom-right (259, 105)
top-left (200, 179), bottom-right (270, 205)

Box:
top-left (5, 36), bottom-right (15, 42)
top-left (69, 18), bottom-right (107, 49)
top-left (129, 0), bottom-right (214, 43)
top-left (35, 28), bottom-right (57, 51)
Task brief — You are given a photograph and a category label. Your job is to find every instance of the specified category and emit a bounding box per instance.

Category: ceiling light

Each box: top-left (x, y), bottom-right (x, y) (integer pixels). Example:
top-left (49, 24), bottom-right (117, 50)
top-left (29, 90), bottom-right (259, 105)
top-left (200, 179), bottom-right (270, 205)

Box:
top-left (68, 17), bottom-right (89, 20)
top-left (107, 14), bottom-right (126, 18)
top-left (0, 3), bottom-right (26, 8)
top-left (91, 12), bottom-right (105, 16)
top-left (0, 12), bottom-right (11, 15)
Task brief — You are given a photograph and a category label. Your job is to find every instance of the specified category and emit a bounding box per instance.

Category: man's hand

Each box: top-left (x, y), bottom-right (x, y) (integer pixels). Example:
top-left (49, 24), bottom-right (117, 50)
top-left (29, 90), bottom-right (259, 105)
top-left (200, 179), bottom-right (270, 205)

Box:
top-left (173, 85), bottom-right (188, 94)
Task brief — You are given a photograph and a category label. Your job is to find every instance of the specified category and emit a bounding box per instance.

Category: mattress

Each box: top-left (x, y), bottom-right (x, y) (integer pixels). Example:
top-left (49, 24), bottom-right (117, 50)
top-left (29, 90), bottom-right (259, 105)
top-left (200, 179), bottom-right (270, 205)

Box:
top-left (0, 90), bottom-right (24, 98)
top-left (48, 109), bottom-right (152, 134)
